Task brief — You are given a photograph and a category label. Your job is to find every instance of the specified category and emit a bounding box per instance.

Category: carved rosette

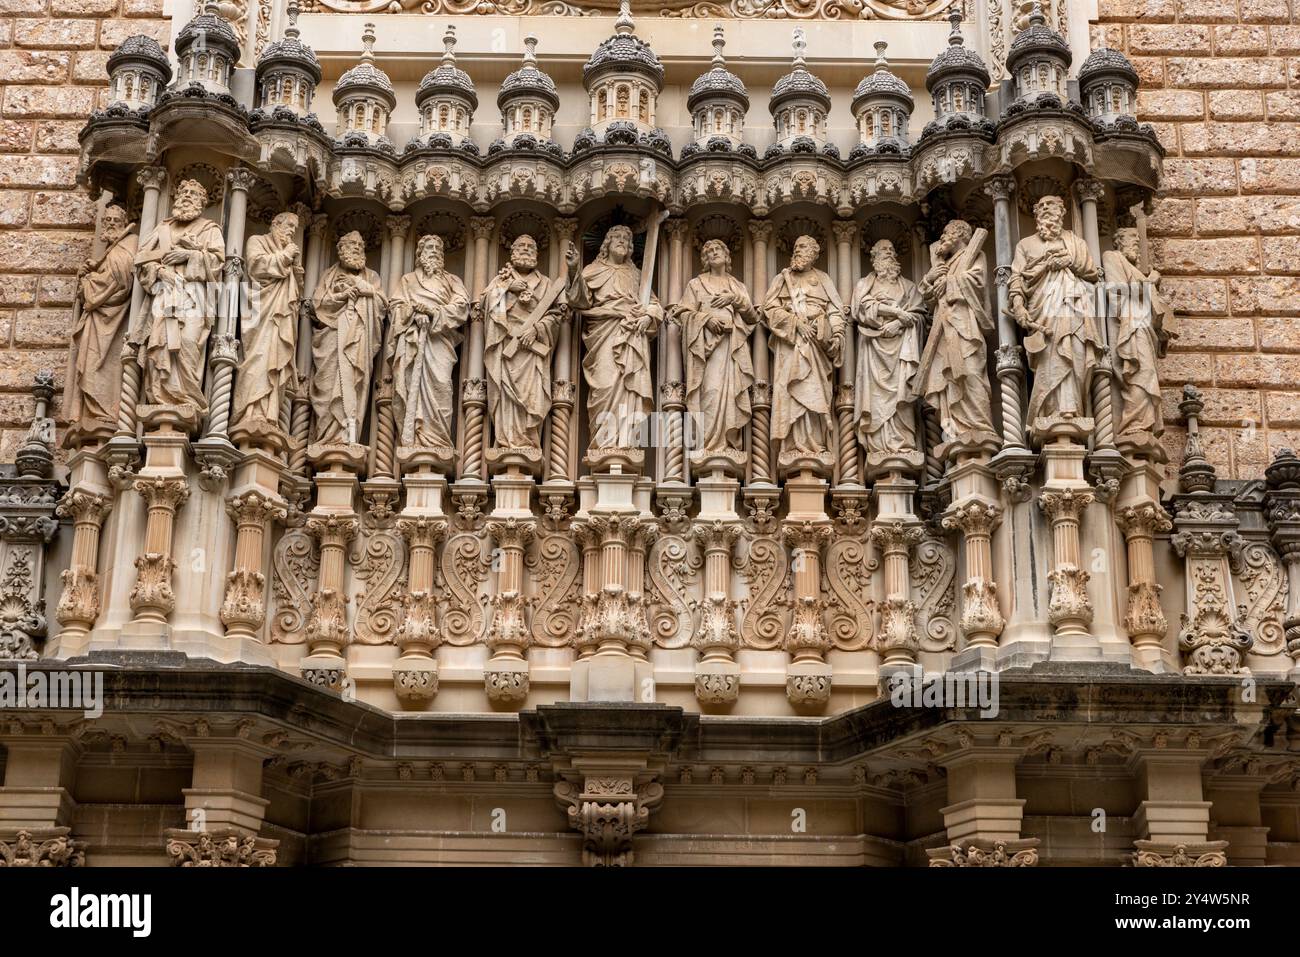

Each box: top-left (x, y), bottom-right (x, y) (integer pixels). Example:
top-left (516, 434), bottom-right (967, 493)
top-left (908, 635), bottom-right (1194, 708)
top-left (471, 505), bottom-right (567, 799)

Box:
top-left (166, 830), bottom-right (277, 867)
top-left (0, 828), bottom-right (85, 866)
top-left (553, 775), bottom-right (665, 868)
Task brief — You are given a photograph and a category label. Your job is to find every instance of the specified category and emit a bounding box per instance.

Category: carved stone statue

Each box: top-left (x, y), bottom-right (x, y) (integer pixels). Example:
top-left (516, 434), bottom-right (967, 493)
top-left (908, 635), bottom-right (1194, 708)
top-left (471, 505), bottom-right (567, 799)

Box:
top-left (232, 210), bottom-right (302, 445)
top-left (915, 219), bottom-right (998, 454)
top-left (675, 238), bottom-right (755, 468)
top-left (389, 234), bottom-right (469, 453)
top-left (66, 204), bottom-right (137, 444)
top-left (133, 178), bottom-right (224, 417)
top-left (482, 233), bottom-right (565, 453)
top-left (1105, 226), bottom-right (1178, 455)
top-left (566, 224), bottom-right (663, 450)
top-left (309, 230), bottom-right (386, 448)
top-left (852, 238), bottom-right (925, 470)
top-left (761, 234), bottom-right (844, 469)
top-left (1009, 194), bottom-right (1102, 439)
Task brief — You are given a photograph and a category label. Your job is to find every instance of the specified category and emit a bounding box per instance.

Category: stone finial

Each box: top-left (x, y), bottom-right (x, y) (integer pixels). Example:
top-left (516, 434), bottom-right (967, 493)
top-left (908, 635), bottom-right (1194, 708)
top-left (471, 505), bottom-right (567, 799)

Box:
top-left (523, 33), bottom-right (538, 64)
top-left (792, 27), bottom-right (807, 68)
top-left (712, 24), bottom-right (726, 66)
top-left (360, 21), bottom-right (376, 62)
top-left (1267, 447), bottom-right (1300, 491)
top-left (948, 1), bottom-right (964, 41)
top-left (615, 0), bottom-right (634, 34)
top-left (1178, 384), bottom-right (1216, 494)
top-left (285, 0), bottom-right (300, 36)
top-left (874, 40), bottom-right (888, 68)
top-left (442, 24), bottom-right (457, 65)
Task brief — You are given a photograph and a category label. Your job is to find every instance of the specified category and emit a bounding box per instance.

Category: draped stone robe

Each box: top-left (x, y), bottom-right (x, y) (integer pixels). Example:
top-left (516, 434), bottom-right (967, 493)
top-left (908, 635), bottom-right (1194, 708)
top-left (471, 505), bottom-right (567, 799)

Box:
top-left (761, 267), bottom-right (845, 457)
top-left (678, 271), bottom-right (755, 457)
top-left (1009, 230), bottom-right (1102, 427)
top-left (568, 258), bottom-right (662, 446)
top-left (310, 263), bottom-right (386, 446)
top-left (1104, 249), bottom-right (1175, 442)
top-left (67, 227), bottom-right (138, 435)
top-left (390, 268), bottom-right (469, 449)
top-left (852, 272), bottom-right (925, 459)
top-left (134, 214), bottom-right (225, 412)
top-left (915, 245), bottom-right (997, 442)
top-left (234, 231), bottom-right (302, 431)
top-left (482, 265), bottom-right (563, 450)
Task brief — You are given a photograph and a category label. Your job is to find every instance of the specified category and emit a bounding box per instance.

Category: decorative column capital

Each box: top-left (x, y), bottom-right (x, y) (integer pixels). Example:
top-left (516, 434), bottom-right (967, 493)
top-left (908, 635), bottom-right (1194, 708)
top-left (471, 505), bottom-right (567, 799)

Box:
top-left (306, 514), bottom-right (359, 548)
top-left (55, 488), bottom-right (111, 524)
top-left (226, 167), bottom-right (258, 194)
top-left (554, 217), bottom-right (579, 244)
top-left (692, 519), bottom-right (744, 552)
top-left (166, 830), bottom-right (277, 867)
top-left (831, 220), bottom-right (857, 245)
top-left (747, 219), bottom-right (774, 244)
top-left (134, 475), bottom-right (191, 512)
top-left (983, 174), bottom-right (1016, 203)
top-left (1116, 502), bottom-right (1173, 539)
top-left (396, 515), bottom-right (448, 548)
top-left (1074, 177), bottom-right (1107, 205)
top-left (136, 166), bottom-right (168, 192)
top-left (385, 214), bottom-right (412, 238)
top-left (664, 217), bottom-right (689, 242)
top-left (942, 499), bottom-right (1003, 537)
top-left (869, 519), bottom-right (925, 552)
top-left (225, 490), bottom-right (287, 527)
top-left (470, 216), bottom-right (495, 241)
top-left (554, 774), bottom-right (665, 867)
top-left (485, 517), bottom-right (536, 550)
top-left (781, 520), bottom-right (833, 553)
top-left (308, 213), bottom-right (330, 239)
top-left (0, 828), bottom-right (85, 867)
top-left (1038, 488), bottom-right (1094, 522)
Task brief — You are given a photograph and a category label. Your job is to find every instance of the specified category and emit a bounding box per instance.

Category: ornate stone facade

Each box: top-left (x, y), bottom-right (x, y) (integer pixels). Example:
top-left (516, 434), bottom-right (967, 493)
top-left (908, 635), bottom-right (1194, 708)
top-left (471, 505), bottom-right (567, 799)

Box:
top-left (0, 0), bottom-right (1297, 868)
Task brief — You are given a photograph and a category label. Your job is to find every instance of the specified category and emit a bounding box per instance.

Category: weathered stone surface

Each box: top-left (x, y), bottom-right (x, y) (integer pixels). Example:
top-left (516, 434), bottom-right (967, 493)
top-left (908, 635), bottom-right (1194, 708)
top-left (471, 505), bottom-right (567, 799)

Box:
top-left (0, 155), bottom-right (76, 189)
top-left (1150, 237), bottom-right (1259, 274)
top-left (1137, 88), bottom-right (1204, 121)
top-left (2, 84), bottom-right (96, 118)
top-left (1167, 57), bottom-right (1288, 89)
top-left (30, 188), bottom-right (93, 226)
top-left (1161, 158), bottom-right (1239, 195)
top-left (0, 50), bottom-right (70, 83)
top-left (0, 229), bottom-right (88, 272)
top-left (97, 15), bottom-right (167, 46)
top-left (1209, 89), bottom-right (1264, 119)
top-left (12, 16), bottom-right (96, 48)
top-left (33, 119), bottom-right (81, 153)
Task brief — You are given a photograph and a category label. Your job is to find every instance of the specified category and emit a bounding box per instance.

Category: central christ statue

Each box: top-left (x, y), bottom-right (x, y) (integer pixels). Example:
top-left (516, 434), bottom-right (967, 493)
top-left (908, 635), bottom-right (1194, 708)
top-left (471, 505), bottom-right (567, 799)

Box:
top-left (566, 224), bottom-right (663, 451)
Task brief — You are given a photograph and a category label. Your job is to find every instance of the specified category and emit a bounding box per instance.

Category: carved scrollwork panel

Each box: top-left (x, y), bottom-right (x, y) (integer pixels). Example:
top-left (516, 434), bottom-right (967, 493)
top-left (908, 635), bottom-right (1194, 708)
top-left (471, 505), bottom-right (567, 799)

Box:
top-left (824, 537), bottom-right (874, 651)
top-left (440, 531), bottom-right (490, 646)
top-left (270, 527), bottom-right (318, 645)
top-left (350, 529), bottom-right (407, 645)
top-left (646, 534), bottom-right (700, 649)
top-left (527, 533), bottom-right (581, 648)
top-left (910, 535), bottom-right (956, 653)
top-left (1235, 541), bottom-right (1287, 657)
top-left (740, 535), bottom-right (788, 650)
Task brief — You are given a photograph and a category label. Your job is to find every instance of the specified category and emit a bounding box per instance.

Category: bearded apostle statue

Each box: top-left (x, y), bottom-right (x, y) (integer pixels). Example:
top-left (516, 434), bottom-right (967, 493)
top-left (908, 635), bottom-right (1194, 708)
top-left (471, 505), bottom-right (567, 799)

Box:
top-left (231, 210), bottom-right (303, 450)
top-left (1009, 195), bottom-right (1103, 442)
top-left (915, 219), bottom-right (998, 457)
top-left (389, 234), bottom-right (469, 460)
top-left (1104, 226), bottom-right (1178, 457)
top-left (133, 178), bottom-right (224, 423)
top-left (65, 204), bottom-right (137, 445)
top-left (480, 234), bottom-right (566, 459)
top-left (675, 238), bottom-right (756, 473)
top-left (309, 230), bottom-right (386, 451)
top-left (761, 234), bottom-right (844, 473)
top-left (852, 238), bottom-right (926, 472)
top-left (566, 224), bottom-right (663, 453)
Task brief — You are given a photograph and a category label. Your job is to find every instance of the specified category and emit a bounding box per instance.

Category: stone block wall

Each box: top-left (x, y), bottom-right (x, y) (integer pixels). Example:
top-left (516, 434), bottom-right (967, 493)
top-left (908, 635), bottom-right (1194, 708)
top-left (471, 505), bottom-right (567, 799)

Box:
top-left (1095, 0), bottom-right (1300, 479)
top-left (0, 0), bottom-right (169, 462)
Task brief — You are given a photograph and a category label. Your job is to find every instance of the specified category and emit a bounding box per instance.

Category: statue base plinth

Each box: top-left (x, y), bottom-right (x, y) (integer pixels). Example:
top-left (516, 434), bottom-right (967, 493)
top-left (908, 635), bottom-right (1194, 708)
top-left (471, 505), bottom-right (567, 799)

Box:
top-left (308, 441), bottom-right (367, 472)
top-left (1117, 431), bottom-right (1168, 463)
top-left (865, 449), bottom-right (924, 480)
top-left (584, 446), bottom-right (644, 474)
top-left (784, 469), bottom-right (830, 523)
top-left (1031, 414), bottom-right (1093, 445)
top-left (61, 420), bottom-right (115, 451)
top-left (398, 445), bottom-right (456, 474)
top-left (936, 431), bottom-right (1000, 467)
top-left (140, 402), bottom-right (201, 435)
top-left (778, 448), bottom-right (832, 480)
top-left (231, 416), bottom-right (288, 455)
top-left (486, 445), bottom-right (542, 476)
top-left (690, 448), bottom-right (746, 479)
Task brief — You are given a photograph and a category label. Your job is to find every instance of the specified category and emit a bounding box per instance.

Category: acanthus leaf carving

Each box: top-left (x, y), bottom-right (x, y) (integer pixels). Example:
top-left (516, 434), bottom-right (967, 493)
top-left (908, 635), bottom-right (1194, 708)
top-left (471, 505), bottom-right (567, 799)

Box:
top-left (646, 534), bottom-right (699, 649)
top-left (440, 531), bottom-right (490, 645)
top-left (739, 535), bottom-right (787, 649)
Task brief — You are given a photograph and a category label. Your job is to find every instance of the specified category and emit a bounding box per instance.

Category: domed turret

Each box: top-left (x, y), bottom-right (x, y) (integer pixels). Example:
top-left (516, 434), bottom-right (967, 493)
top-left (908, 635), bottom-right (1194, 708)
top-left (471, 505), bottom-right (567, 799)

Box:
top-left (923, 6), bottom-right (992, 138)
top-left (106, 34), bottom-right (170, 110)
top-left (1006, 2), bottom-right (1071, 105)
top-left (770, 28), bottom-right (830, 150)
top-left (332, 22), bottom-right (395, 147)
top-left (416, 25), bottom-right (477, 147)
top-left (851, 41), bottom-right (913, 153)
top-left (1079, 47), bottom-right (1139, 124)
top-left (255, 1), bottom-right (320, 116)
top-left (583, 0), bottom-right (663, 140)
top-left (687, 26), bottom-right (748, 149)
top-left (174, 1), bottom-right (240, 95)
top-left (498, 34), bottom-right (559, 147)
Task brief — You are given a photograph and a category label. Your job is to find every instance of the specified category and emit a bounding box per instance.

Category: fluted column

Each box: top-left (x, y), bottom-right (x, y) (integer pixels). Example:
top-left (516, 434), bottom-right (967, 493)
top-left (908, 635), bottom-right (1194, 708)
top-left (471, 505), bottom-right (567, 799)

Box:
top-left (470, 215), bottom-right (493, 298)
top-left (53, 489), bottom-right (112, 639)
top-left (127, 476), bottom-right (191, 625)
top-left (393, 516), bottom-right (447, 703)
top-left (220, 490), bottom-right (287, 639)
top-left (942, 500), bottom-right (1005, 651)
top-left (692, 520), bottom-right (743, 707)
top-left (747, 219), bottom-right (774, 486)
top-left (110, 166), bottom-right (167, 453)
top-left (1116, 502), bottom-right (1172, 662)
top-left (870, 519), bottom-right (924, 667)
top-left (385, 214), bottom-right (409, 297)
top-left (832, 220), bottom-right (855, 303)
top-left (302, 514), bottom-right (359, 688)
top-left (1038, 489), bottom-right (1095, 641)
top-left (782, 521), bottom-right (833, 709)
top-left (985, 175), bottom-right (1032, 476)
top-left (484, 518), bottom-right (535, 706)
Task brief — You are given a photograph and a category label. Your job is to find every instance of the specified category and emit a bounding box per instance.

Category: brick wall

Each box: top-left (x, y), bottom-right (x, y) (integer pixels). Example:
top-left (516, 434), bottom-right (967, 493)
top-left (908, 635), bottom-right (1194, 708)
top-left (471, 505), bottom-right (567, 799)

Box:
top-left (0, 0), bottom-right (168, 461)
top-left (1095, 0), bottom-right (1300, 479)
